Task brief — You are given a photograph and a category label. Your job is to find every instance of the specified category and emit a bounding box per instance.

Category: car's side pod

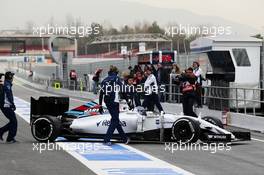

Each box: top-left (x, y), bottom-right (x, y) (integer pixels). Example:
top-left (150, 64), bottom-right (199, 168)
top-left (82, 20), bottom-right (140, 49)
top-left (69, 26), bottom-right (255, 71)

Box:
top-left (30, 96), bottom-right (70, 124)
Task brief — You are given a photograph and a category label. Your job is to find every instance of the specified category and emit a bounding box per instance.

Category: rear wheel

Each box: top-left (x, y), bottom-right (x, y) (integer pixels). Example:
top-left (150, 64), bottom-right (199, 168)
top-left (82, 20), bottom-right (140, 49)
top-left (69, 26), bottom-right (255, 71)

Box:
top-left (171, 117), bottom-right (200, 143)
top-left (31, 116), bottom-right (61, 142)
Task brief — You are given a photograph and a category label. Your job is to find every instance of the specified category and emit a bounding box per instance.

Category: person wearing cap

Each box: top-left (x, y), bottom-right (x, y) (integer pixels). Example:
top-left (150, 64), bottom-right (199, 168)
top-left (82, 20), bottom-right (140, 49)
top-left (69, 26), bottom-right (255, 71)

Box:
top-left (0, 72), bottom-right (17, 143)
top-left (99, 66), bottom-right (129, 146)
top-left (142, 66), bottom-right (164, 113)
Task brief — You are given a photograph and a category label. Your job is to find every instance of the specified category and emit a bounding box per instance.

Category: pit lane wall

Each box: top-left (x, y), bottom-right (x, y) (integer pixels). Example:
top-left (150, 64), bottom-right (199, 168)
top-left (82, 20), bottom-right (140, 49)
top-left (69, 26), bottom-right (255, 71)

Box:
top-left (14, 75), bottom-right (264, 133)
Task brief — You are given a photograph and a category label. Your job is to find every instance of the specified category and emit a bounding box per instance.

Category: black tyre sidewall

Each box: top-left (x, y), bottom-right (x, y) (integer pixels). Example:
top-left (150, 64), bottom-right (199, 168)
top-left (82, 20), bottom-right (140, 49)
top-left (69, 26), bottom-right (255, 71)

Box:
top-left (31, 116), bottom-right (61, 142)
top-left (171, 117), bottom-right (200, 143)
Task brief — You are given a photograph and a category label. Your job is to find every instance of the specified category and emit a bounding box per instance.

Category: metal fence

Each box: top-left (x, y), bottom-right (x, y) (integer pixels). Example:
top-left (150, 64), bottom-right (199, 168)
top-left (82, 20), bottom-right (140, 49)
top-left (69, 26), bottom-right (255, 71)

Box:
top-left (13, 68), bottom-right (264, 116)
top-left (163, 84), bottom-right (264, 116)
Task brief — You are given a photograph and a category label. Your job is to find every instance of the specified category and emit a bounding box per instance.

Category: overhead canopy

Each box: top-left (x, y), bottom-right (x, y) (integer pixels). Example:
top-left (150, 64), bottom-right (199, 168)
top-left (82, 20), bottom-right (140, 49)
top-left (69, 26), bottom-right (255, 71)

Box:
top-left (190, 35), bottom-right (263, 53)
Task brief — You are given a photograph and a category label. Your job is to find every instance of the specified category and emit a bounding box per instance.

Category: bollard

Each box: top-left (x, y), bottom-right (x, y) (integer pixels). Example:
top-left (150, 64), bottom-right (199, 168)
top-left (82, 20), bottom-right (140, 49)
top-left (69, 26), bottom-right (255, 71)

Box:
top-left (80, 79), bottom-right (83, 92)
top-left (159, 111), bottom-right (165, 142)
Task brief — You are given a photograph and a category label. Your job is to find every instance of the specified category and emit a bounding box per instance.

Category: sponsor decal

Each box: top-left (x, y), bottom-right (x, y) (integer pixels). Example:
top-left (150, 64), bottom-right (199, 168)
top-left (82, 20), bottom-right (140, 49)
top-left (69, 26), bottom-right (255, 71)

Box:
top-left (96, 120), bottom-right (127, 127)
top-left (207, 134), bottom-right (231, 141)
top-left (96, 121), bottom-right (102, 127)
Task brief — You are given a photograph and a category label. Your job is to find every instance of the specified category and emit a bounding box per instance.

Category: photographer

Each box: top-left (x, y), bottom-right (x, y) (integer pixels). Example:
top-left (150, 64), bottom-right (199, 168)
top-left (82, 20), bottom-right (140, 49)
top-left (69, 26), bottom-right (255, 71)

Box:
top-left (175, 68), bottom-right (198, 117)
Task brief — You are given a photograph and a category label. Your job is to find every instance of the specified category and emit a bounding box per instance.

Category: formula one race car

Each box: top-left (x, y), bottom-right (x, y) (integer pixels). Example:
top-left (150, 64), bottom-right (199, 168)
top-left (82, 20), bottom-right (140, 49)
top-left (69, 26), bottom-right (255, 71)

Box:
top-left (30, 96), bottom-right (251, 143)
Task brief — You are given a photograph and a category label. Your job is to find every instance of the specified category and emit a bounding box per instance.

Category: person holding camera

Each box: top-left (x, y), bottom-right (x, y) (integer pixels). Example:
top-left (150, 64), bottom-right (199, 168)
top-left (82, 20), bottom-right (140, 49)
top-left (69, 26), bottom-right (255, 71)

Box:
top-left (175, 68), bottom-right (198, 117)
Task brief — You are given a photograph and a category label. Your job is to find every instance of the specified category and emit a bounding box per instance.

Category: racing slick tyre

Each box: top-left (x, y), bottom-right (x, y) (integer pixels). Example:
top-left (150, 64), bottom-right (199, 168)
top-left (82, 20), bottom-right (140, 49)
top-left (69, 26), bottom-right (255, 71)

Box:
top-left (202, 116), bottom-right (224, 128)
top-left (31, 116), bottom-right (61, 142)
top-left (171, 117), bottom-right (200, 143)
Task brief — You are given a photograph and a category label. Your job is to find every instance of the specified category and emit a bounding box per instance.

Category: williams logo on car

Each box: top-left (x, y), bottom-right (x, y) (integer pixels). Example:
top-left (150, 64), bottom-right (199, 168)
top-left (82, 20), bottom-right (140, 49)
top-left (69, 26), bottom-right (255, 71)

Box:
top-left (96, 120), bottom-right (127, 127)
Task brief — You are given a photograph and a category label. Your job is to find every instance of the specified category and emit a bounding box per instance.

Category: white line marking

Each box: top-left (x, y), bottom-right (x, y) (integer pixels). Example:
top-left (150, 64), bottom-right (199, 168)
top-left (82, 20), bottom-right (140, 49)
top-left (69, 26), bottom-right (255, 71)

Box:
top-left (252, 138), bottom-right (264, 143)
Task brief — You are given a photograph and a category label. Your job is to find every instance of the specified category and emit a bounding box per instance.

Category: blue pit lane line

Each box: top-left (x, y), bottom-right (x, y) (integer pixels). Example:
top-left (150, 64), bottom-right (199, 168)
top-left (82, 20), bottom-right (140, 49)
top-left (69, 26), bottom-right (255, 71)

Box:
top-left (57, 138), bottom-right (150, 161)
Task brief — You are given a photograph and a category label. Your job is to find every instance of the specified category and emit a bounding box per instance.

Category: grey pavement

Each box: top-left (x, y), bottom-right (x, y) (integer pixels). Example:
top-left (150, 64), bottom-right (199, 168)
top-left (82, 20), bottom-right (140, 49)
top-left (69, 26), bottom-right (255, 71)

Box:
top-left (0, 79), bottom-right (263, 175)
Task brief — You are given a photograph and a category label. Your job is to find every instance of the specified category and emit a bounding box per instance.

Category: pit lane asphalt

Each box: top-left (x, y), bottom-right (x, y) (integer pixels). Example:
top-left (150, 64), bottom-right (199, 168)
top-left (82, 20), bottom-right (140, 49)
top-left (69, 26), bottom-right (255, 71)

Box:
top-left (0, 81), bottom-right (264, 175)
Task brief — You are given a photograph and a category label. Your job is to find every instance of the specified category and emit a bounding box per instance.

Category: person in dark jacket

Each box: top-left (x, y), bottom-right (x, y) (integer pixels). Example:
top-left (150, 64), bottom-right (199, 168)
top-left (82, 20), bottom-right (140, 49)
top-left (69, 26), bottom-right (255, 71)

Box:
top-left (121, 75), bottom-right (138, 109)
top-left (0, 72), bottom-right (18, 143)
top-left (0, 73), bottom-right (4, 105)
top-left (99, 66), bottom-right (129, 146)
top-left (175, 68), bottom-right (198, 117)
top-left (92, 68), bottom-right (103, 94)
top-left (156, 63), bottom-right (169, 102)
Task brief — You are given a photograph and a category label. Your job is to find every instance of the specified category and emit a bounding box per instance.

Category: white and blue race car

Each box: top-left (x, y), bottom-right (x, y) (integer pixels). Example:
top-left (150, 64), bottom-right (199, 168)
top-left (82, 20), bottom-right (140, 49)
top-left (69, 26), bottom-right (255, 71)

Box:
top-left (30, 96), bottom-right (250, 143)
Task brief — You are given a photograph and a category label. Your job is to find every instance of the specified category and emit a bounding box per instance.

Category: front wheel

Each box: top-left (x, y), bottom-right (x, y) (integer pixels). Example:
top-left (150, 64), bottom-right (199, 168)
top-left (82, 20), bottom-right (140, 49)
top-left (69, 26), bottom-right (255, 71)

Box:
top-left (31, 116), bottom-right (61, 142)
top-left (171, 117), bottom-right (200, 143)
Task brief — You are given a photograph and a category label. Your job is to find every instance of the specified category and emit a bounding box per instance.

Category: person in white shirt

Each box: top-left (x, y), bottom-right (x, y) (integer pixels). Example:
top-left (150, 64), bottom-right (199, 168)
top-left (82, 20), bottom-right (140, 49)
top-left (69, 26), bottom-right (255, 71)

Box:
top-left (192, 61), bottom-right (203, 107)
top-left (142, 66), bottom-right (164, 113)
top-left (193, 62), bottom-right (203, 85)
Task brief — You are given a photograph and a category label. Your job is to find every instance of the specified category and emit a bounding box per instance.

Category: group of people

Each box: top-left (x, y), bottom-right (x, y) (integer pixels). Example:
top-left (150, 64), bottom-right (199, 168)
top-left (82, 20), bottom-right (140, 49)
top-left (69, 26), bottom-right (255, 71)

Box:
top-left (98, 61), bottom-right (204, 145)
top-left (0, 72), bottom-right (17, 144)
top-left (125, 61), bottom-right (204, 112)
top-left (0, 62), bottom-right (203, 145)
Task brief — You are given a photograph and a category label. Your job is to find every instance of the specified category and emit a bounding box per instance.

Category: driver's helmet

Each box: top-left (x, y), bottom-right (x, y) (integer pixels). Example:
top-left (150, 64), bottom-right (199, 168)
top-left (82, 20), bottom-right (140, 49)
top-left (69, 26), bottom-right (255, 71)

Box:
top-left (136, 106), bottom-right (146, 115)
top-left (119, 100), bottom-right (129, 112)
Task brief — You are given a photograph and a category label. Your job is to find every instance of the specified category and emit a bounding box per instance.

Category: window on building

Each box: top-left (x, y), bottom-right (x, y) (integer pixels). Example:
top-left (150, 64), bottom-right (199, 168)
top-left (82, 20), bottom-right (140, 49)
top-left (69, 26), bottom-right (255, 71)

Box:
top-left (232, 48), bottom-right (251, 66)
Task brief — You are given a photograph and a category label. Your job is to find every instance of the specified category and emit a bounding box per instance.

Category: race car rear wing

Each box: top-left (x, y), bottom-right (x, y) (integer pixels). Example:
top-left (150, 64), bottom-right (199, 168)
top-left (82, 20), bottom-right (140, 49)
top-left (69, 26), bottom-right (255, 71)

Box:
top-left (30, 96), bottom-right (69, 123)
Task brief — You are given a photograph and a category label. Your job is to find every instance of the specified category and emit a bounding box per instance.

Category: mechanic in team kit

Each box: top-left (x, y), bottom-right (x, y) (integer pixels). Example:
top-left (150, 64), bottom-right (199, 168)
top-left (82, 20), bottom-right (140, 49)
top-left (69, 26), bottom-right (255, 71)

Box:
top-left (121, 75), bottom-right (139, 109)
top-left (175, 67), bottom-right (198, 117)
top-left (99, 66), bottom-right (130, 145)
top-left (0, 73), bottom-right (4, 104)
top-left (0, 72), bottom-right (18, 143)
top-left (142, 66), bottom-right (164, 114)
